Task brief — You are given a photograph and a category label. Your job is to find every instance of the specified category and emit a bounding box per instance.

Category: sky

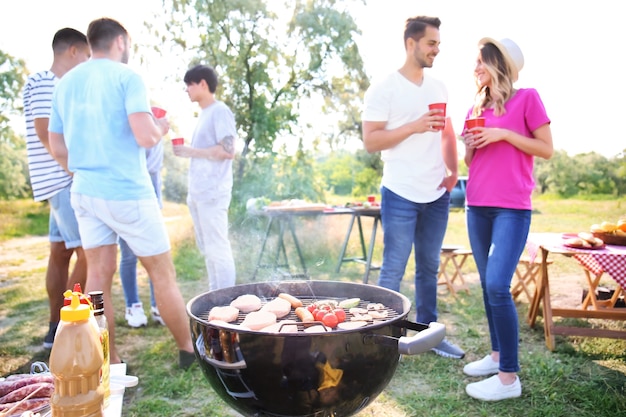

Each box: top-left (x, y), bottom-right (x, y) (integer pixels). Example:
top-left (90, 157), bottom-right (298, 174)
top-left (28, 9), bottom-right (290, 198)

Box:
top-left (1, 0), bottom-right (624, 158)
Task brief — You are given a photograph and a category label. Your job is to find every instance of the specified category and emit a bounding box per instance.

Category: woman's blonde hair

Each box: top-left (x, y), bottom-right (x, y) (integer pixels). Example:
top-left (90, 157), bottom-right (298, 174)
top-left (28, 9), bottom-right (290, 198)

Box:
top-left (470, 42), bottom-right (515, 118)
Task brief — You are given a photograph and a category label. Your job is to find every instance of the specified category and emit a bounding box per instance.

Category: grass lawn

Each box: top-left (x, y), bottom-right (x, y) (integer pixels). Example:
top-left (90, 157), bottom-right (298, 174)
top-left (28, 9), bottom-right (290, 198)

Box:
top-left (1, 197), bottom-right (625, 416)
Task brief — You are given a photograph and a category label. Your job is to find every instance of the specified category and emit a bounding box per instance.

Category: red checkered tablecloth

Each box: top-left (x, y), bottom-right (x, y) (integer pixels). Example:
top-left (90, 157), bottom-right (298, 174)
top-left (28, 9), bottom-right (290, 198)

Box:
top-left (526, 233), bottom-right (626, 291)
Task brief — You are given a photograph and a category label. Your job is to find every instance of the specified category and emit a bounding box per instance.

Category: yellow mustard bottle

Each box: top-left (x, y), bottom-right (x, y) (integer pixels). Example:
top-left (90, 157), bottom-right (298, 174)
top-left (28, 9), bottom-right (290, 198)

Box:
top-left (50, 290), bottom-right (104, 417)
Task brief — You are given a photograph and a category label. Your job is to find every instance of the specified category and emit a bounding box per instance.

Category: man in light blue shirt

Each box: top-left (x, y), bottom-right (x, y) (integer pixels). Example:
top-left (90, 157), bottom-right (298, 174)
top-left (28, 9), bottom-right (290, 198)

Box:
top-left (49, 17), bottom-right (195, 369)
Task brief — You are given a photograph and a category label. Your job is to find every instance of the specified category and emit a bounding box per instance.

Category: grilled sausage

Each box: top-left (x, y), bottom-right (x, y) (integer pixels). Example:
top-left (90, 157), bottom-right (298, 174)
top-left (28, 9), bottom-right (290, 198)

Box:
top-left (295, 307), bottom-right (314, 323)
top-left (278, 293), bottom-right (303, 308)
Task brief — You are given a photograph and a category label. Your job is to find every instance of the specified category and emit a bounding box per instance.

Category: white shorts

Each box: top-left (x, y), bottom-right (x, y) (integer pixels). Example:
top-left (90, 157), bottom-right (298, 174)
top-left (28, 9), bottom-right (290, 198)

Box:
top-left (70, 193), bottom-right (170, 257)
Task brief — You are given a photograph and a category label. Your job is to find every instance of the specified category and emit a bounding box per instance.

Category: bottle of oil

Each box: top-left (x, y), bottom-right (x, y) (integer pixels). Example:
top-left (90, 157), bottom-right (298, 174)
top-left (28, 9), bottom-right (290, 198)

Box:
top-left (50, 290), bottom-right (104, 417)
top-left (88, 290), bottom-right (110, 409)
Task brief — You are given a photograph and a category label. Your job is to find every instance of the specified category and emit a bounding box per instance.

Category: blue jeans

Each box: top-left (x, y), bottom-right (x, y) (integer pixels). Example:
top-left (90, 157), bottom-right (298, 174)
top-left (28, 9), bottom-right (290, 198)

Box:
top-left (377, 186), bottom-right (450, 324)
top-left (466, 206), bottom-right (531, 373)
top-left (48, 185), bottom-right (82, 249)
top-left (119, 238), bottom-right (156, 308)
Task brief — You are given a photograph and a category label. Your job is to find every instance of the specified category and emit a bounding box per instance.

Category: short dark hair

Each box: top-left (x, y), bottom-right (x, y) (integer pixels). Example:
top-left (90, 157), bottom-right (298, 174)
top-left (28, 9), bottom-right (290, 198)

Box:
top-left (87, 18), bottom-right (128, 52)
top-left (184, 65), bottom-right (218, 93)
top-left (52, 28), bottom-right (87, 54)
top-left (404, 16), bottom-right (441, 44)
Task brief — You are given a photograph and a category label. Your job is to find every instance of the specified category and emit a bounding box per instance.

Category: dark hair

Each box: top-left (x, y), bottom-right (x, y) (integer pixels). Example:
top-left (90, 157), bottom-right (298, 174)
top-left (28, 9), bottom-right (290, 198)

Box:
top-left (87, 18), bottom-right (128, 52)
top-left (52, 28), bottom-right (87, 54)
top-left (184, 65), bottom-right (218, 93)
top-left (403, 16), bottom-right (441, 44)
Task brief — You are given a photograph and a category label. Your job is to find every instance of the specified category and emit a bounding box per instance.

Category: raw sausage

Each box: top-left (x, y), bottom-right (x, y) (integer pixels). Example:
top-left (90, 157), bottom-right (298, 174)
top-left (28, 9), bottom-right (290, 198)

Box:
top-left (0, 397), bottom-right (49, 414)
top-left (0, 375), bottom-right (54, 398)
top-left (0, 382), bottom-right (54, 404)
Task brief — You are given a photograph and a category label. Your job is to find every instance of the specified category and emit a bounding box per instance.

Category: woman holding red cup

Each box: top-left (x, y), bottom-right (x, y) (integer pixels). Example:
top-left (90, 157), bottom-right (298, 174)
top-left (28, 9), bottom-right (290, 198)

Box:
top-left (461, 38), bottom-right (553, 402)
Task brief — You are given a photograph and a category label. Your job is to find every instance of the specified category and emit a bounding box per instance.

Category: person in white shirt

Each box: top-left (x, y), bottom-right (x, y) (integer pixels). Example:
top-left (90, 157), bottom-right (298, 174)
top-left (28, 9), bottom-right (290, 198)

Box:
top-left (173, 64), bottom-right (236, 291)
top-left (362, 16), bottom-right (463, 359)
top-left (22, 27), bottom-right (90, 349)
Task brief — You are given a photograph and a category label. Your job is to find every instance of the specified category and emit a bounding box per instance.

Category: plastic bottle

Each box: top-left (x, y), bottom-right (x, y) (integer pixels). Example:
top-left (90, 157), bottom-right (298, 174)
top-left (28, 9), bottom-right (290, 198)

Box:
top-left (62, 283), bottom-right (99, 340)
top-left (88, 290), bottom-right (110, 409)
top-left (64, 283), bottom-right (91, 306)
top-left (50, 290), bottom-right (104, 417)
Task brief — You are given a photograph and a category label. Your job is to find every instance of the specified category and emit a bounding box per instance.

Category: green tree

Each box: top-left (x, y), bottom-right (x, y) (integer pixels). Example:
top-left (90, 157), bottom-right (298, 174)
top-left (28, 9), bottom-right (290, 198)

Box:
top-left (0, 50), bottom-right (29, 199)
top-left (535, 150), bottom-right (579, 197)
top-left (317, 149), bottom-right (381, 197)
top-left (610, 151), bottom-right (626, 196)
top-left (147, 0), bottom-right (368, 162)
top-left (573, 152), bottom-right (615, 195)
top-left (144, 0), bottom-right (370, 220)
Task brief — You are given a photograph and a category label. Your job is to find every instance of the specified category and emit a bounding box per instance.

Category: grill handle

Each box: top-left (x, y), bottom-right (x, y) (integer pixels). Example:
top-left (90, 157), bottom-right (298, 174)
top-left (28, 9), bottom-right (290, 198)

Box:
top-left (202, 356), bottom-right (247, 370)
top-left (397, 321), bottom-right (446, 355)
top-left (363, 321), bottom-right (445, 355)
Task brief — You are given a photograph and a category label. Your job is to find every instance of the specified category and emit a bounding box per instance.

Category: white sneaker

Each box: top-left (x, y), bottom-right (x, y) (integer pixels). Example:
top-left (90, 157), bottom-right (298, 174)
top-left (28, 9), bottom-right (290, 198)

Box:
top-left (151, 306), bottom-right (165, 326)
top-left (466, 375), bottom-right (521, 401)
top-left (125, 303), bottom-right (148, 327)
top-left (463, 354), bottom-right (500, 376)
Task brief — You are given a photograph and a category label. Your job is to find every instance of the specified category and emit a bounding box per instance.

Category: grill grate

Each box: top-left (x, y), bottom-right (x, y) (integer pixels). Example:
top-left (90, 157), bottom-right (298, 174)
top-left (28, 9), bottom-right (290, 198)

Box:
top-left (202, 296), bottom-right (400, 331)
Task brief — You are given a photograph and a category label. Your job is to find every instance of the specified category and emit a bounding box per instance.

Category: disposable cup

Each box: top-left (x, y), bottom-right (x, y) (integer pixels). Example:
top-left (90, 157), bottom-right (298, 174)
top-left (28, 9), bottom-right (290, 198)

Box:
top-left (171, 138), bottom-right (184, 146)
top-left (428, 103), bottom-right (446, 130)
top-left (428, 102), bottom-right (447, 115)
top-left (151, 106), bottom-right (167, 119)
top-left (465, 118), bottom-right (485, 130)
top-left (367, 195), bottom-right (376, 203)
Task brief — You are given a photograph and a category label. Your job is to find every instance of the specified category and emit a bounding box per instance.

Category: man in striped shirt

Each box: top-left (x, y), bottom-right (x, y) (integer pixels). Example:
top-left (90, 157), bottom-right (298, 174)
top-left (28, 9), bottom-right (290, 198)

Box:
top-left (22, 28), bottom-right (91, 348)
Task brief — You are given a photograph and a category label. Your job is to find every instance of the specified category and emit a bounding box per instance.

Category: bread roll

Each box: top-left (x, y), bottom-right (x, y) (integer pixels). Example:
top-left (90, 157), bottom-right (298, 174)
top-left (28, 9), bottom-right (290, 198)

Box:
top-left (230, 294), bottom-right (262, 313)
top-left (208, 306), bottom-right (240, 323)
top-left (261, 319), bottom-right (299, 333)
top-left (241, 311), bottom-right (277, 330)
top-left (261, 297), bottom-right (292, 318)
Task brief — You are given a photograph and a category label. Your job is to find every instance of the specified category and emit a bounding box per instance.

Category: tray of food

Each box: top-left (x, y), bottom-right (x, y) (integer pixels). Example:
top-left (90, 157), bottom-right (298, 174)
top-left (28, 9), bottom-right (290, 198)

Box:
top-left (262, 199), bottom-right (328, 212)
top-left (590, 220), bottom-right (626, 246)
top-left (0, 370), bottom-right (53, 417)
top-left (562, 232), bottom-right (605, 250)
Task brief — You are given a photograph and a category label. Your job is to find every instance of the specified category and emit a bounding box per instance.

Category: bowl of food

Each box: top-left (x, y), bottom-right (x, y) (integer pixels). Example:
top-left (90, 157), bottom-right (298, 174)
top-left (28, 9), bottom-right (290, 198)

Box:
top-left (590, 220), bottom-right (626, 246)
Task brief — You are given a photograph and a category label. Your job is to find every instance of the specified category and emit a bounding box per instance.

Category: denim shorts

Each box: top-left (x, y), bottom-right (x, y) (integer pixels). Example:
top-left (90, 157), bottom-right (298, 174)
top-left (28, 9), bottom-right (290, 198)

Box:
top-left (70, 193), bottom-right (170, 257)
top-left (48, 185), bottom-right (82, 249)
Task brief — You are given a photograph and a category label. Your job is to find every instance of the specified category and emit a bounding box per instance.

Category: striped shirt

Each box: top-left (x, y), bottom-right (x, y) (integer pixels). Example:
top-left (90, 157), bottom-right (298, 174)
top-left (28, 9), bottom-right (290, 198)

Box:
top-left (23, 70), bottom-right (72, 201)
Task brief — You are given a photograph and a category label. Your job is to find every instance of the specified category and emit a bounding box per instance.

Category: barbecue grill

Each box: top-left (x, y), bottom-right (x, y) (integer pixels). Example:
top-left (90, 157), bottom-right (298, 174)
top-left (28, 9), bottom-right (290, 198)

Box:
top-left (187, 280), bottom-right (445, 417)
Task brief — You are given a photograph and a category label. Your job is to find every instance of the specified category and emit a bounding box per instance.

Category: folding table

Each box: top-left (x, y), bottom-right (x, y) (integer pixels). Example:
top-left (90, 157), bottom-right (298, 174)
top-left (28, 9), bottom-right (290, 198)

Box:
top-left (525, 232), bottom-right (626, 350)
top-left (335, 207), bottom-right (381, 283)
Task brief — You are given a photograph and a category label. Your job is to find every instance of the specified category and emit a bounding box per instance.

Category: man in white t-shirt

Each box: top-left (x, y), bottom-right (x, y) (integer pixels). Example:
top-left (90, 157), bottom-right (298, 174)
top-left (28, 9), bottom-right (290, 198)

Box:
top-left (362, 16), bottom-right (463, 359)
top-left (173, 64), bottom-right (236, 291)
top-left (22, 27), bottom-right (90, 349)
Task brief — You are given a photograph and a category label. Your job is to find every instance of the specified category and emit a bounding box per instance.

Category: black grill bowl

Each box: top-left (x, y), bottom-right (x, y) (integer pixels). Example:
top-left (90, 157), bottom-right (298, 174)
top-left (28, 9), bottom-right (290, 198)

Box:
top-left (187, 280), bottom-right (444, 417)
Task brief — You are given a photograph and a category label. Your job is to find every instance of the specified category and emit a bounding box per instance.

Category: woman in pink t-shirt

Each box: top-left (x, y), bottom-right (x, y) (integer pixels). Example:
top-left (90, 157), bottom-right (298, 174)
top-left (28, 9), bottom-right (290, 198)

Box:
top-left (461, 38), bottom-right (553, 402)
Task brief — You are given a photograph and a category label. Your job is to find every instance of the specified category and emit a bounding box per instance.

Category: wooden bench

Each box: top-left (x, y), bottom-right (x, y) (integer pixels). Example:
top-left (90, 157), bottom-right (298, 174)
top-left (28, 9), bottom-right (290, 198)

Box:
top-left (438, 248), bottom-right (473, 296)
top-left (511, 256), bottom-right (552, 302)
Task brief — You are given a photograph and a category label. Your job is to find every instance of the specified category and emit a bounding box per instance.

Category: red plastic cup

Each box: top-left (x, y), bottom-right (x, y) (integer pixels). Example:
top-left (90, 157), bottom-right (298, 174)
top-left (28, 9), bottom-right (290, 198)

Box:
top-left (428, 103), bottom-right (446, 130)
top-left (367, 195), bottom-right (376, 203)
top-left (151, 106), bottom-right (167, 119)
top-left (465, 118), bottom-right (485, 131)
top-left (171, 138), bottom-right (184, 146)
